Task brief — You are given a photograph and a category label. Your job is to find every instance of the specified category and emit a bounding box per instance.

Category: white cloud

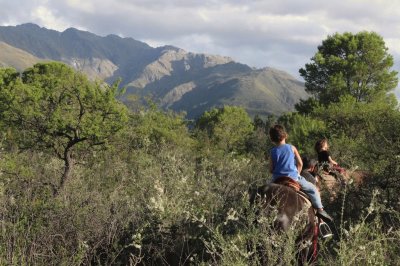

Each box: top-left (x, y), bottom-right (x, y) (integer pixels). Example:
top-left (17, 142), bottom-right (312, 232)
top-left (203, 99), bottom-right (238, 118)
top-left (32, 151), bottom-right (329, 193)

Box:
top-left (0, 0), bottom-right (400, 90)
top-left (31, 6), bottom-right (70, 31)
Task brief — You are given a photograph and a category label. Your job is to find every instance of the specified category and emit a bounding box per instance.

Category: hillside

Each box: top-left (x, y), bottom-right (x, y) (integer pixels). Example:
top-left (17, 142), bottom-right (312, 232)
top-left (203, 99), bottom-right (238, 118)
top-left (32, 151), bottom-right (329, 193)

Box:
top-left (0, 23), bottom-right (308, 118)
top-left (0, 41), bottom-right (45, 71)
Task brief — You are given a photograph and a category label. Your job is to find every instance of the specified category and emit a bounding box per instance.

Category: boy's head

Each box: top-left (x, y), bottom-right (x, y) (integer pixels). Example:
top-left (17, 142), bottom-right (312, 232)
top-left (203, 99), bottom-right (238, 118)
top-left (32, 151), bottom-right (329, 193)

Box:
top-left (269, 124), bottom-right (288, 143)
top-left (302, 156), bottom-right (317, 171)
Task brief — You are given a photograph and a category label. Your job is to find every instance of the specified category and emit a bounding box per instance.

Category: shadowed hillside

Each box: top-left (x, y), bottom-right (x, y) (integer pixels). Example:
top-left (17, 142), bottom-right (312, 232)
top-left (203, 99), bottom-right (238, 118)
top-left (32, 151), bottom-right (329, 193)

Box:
top-left (0, 23), bottom-right (308, 118)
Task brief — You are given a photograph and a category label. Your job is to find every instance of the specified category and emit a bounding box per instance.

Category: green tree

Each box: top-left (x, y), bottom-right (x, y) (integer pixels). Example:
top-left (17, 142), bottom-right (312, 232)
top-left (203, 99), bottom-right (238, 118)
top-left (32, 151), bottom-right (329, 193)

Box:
top-left (195, 106), bottom-right (254, 153)
top-left (245, 115), bottom-right (268, 157)
top-left (252, 115), bottom-right (265, 130)
top-left (0, 62), bottom-right (129, 194)
top-left (127, 105), bottom-right (194, 153)
top-left (298, 31), bottom-right (398, 109)
top-left (312, 93), bottom-right (400, 166)
top-left (277, 112), bottom-right (326, 155)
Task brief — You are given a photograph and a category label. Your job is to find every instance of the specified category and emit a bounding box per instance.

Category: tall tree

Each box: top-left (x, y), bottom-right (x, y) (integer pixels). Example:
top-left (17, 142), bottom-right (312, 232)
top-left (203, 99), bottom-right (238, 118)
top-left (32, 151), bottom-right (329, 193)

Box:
top-left (298, 31), bottom-right (398, 110)
top-left (0, 62), bottom-right (129, 195)
top-left (195, 106), bottom-right (254, 153)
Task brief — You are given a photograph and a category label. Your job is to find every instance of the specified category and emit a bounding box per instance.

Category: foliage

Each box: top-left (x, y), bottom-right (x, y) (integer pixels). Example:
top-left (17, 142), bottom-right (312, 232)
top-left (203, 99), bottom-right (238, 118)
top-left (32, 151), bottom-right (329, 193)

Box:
top-left (127, 105), bottom-right (194, 153)
top-left (277, 112), bottom-right (327, 155)
top-left (1, 31), bottom-right (400, 265)
top-left (318, 189), bottom-right (400, 265)
top-left (0, 62), bottom-right (129, 193)
top-left (299, 31), bottom-right (398, 109)
top-left (195, 106), bottom-right (254, 153)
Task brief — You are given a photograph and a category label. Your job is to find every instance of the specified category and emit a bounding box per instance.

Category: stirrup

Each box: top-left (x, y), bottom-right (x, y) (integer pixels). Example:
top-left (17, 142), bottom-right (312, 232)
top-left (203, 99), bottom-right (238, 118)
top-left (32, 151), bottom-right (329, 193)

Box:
top-left (319, 221), bottom-right (333, 238)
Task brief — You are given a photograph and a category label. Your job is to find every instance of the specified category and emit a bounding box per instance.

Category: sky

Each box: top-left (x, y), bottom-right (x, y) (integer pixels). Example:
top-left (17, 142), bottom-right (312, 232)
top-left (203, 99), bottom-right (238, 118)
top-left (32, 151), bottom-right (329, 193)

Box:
top-left (1, 0), bottom-right (400, 96)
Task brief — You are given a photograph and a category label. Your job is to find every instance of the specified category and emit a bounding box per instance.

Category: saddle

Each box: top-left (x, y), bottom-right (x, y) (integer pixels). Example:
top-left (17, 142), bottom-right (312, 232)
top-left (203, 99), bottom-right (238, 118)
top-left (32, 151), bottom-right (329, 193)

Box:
top-left (273, 176), bottom-right (311, 206)
top-left (273, 176), bottom-right (301, 191)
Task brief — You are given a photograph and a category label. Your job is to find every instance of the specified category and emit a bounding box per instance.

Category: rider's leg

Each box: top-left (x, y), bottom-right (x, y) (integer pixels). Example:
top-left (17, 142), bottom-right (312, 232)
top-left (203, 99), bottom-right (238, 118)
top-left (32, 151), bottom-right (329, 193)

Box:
top-left (298, 175), bottom-right (333, 221)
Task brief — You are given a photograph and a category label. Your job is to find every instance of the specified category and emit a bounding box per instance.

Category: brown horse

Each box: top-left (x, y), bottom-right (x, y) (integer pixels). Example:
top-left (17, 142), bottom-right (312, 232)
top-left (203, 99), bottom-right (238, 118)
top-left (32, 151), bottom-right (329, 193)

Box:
top-left (249, 182), bottom-right (319, 265)
top-left (318, 169), bottom-right (371, 201)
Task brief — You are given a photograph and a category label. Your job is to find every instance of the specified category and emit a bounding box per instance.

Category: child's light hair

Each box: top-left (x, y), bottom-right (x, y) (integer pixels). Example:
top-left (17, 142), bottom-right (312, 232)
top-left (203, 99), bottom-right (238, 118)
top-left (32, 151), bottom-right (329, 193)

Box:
top-left (314, 138), bottom-right (328, 153)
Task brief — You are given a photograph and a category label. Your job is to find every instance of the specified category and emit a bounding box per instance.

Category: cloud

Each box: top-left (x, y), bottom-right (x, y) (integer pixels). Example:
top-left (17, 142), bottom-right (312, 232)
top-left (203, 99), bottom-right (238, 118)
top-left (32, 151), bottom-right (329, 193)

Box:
top-left (31, 5), bottom-right (71, 30)
top-left (1, 0), bottom-right (400, 95)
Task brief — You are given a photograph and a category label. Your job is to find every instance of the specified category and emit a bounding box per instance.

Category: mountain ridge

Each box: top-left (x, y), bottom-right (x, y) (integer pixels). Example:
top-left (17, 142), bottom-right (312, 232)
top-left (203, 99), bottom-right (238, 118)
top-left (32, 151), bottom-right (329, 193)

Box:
top-left (0, 23), bottom-right (308, 118)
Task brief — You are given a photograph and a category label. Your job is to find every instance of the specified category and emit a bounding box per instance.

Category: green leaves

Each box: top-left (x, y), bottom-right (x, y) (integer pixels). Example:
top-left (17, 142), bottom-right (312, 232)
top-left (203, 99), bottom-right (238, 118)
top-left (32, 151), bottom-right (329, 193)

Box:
top-left (0, 62), bottom-right (129, 193)
top-left (300, 31), bottom-right (398, 107)
top-left (195, 106), bottom-right (254, 153)
top-left (0, 62), bottom-right (128, 151)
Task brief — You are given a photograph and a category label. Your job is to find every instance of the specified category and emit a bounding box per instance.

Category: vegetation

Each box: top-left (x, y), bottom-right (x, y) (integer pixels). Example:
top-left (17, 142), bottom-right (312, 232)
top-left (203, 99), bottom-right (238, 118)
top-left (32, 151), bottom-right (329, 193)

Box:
top-left (297, 31), bottom-right (398, 112)
top-left (1, 31), bottom-right (400, 265)
top-left (0, 62), bottom-right (128, 195)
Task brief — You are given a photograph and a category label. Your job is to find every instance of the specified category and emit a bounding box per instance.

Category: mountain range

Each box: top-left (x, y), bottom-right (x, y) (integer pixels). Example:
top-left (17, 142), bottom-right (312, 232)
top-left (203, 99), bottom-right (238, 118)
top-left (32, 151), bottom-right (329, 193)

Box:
top-left (0, 23), bottom-right (308, 119)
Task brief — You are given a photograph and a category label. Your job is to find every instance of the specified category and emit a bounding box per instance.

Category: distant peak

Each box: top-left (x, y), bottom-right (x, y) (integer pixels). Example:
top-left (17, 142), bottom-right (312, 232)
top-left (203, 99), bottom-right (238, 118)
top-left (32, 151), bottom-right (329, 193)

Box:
top-left (15, 23), bottom-right (62, 34)
top-left (105, 34), bottom-right (121, 39)
top-left (62, 27), bottom-right (94, 36)
top-left (159, 45), bottom-right (184, 52)
top-left (63, 27), bottom-right (79, 32)
top-left (259, 67), bottom-right (297, 79)
top-left (18, 22), bottom-right (39, 27)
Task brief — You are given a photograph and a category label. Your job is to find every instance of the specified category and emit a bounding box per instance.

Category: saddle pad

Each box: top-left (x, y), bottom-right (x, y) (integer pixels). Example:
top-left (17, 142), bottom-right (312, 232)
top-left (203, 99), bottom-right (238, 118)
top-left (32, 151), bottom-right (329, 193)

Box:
top-left (273, 177), bottom-right (312, 207)
top-left (273, 176), bottom-right (301, 191)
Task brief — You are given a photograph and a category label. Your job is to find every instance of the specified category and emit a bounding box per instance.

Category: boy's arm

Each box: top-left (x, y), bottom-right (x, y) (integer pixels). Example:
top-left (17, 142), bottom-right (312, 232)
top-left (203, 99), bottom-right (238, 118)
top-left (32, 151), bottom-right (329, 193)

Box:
top-left (292, 146), bottom-right (303, 174)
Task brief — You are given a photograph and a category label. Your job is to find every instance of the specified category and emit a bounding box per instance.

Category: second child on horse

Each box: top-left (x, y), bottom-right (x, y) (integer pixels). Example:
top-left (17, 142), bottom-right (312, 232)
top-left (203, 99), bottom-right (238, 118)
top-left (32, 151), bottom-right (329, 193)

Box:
top-left (315, 138), bottom-right (346, 177)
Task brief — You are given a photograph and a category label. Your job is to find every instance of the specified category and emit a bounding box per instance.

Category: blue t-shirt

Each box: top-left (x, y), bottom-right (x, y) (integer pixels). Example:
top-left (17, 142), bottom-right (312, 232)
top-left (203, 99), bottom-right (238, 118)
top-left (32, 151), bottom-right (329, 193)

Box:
top-left (270, 144), bottom-right (299, 181)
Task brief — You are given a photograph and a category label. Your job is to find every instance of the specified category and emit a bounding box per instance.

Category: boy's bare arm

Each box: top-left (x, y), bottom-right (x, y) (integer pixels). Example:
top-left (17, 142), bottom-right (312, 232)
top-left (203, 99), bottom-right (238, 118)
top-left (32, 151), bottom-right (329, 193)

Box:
top-left (292, 145), bottom-right (303, 173)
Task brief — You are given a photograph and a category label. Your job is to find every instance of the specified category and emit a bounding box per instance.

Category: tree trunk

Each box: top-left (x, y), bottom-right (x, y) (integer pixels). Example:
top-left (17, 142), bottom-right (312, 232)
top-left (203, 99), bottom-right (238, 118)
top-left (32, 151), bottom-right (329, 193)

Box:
top-left (55, 147), bottom-right (74, 196)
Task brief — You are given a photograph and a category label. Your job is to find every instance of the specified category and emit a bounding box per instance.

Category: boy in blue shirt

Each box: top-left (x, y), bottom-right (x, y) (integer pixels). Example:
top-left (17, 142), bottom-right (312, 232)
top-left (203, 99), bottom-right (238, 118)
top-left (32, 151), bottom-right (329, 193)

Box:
top-left (268, 124), bottom-right (332, 221)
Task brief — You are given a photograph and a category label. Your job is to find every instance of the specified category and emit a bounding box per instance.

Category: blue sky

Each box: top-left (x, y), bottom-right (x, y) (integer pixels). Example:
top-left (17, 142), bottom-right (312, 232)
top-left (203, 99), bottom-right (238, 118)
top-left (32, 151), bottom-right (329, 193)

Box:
top-left (1, 0), bottom-right (400, 96)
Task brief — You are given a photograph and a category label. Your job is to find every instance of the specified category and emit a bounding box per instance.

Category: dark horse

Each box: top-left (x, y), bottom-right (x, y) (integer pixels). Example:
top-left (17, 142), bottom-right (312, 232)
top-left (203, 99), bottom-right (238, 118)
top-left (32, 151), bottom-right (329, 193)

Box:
top-left (249, 181), bottom-right (319, 265)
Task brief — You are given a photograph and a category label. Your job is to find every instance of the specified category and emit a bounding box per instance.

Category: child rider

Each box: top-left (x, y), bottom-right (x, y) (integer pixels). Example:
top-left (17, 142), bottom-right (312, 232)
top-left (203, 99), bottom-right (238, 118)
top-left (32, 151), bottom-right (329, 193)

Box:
top-left (269, 124), bottom-right (332, 222)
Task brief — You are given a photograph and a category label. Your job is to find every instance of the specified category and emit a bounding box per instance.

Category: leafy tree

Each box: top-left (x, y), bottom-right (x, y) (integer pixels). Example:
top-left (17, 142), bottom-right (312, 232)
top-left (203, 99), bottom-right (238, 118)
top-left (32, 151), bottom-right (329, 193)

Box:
top-left (195, 106), bottom-right (254, 153)
top-left (245, 116), bottom-right (268, 157)
top-left (0, 62), bottom-right (129, 194)
top-left (126, 105), bottom-right (194, 153)
top-left (0, 68), bottom-right (19, 87)
top-left (264, 115), bottom-right (278, 133)
top-left (298, 31), bottom-right (398, 110)
top-left (252, 115), bottom-right (265, 130)
top-left (312, 93), bottom-right (400, 164)
top-left (294, 97), bottom-right (320, 115)
top-left (277, 112), bottom-right (326, 155)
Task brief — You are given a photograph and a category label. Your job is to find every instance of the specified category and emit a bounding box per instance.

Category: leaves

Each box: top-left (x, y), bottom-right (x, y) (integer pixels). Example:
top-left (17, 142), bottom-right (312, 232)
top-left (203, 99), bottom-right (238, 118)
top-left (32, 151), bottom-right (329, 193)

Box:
top-left (0, 62), bottom-right (129, 192)
top-left (196, 106), bottom-right (254, 153)
top-left (299, 31), bottom-right (398, 106)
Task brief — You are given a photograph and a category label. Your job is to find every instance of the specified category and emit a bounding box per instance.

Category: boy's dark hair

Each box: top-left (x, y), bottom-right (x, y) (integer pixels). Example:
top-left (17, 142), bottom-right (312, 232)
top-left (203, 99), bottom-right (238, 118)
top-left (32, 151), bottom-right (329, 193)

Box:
top-left (269, 124), bottom-right (288, 143)
top-left (302, 156), bottom-right (317, 169)
top-left (315, 138), bottom-right (328, 153)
